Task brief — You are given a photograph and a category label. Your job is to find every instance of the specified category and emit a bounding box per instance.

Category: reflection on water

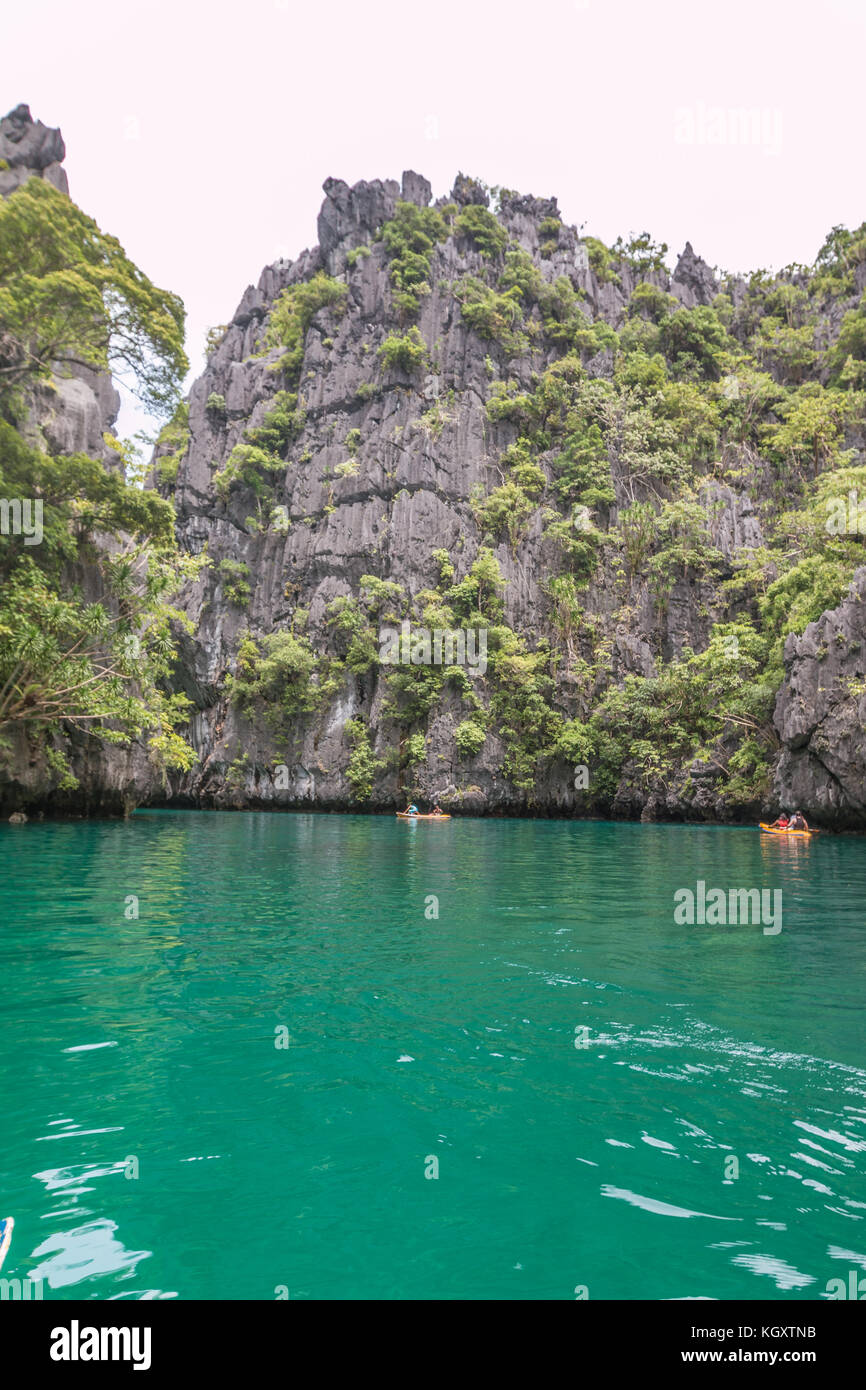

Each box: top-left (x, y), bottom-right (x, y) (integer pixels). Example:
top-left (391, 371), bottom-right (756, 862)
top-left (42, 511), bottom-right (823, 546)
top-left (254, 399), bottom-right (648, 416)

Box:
top-left (30, 1219), bottom-right (149, 1290)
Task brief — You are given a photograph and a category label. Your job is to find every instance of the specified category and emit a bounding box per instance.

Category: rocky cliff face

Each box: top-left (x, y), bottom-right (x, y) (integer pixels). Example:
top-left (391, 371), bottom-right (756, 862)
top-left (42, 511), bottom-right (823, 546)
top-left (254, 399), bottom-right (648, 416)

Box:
top-left (0, 107), bottom-right (133, 817)
top-left (4, 110), bottom-right (866, 827)
top-left (143, 173), bottom-right (866, 825)
top-left (0, 106), bottom-right (120, 460)
top-left (155, 177), bottom-right (693, 811)
top-left (774, 567), bottom-right (866, 826)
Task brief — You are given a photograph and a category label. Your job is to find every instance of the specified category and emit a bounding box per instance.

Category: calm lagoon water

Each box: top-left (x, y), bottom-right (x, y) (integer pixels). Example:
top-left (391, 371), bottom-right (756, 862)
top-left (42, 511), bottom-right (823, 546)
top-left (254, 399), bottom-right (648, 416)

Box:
top-left (1, 811), bottom-right (864, 1301)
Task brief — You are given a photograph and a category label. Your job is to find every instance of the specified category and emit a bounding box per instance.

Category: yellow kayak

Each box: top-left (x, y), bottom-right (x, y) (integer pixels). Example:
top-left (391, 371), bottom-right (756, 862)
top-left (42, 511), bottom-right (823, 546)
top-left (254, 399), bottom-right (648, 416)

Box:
top-left (396, 813), bottom-right (451, 821)
top-left (759, 822), bottom-right (813, 838)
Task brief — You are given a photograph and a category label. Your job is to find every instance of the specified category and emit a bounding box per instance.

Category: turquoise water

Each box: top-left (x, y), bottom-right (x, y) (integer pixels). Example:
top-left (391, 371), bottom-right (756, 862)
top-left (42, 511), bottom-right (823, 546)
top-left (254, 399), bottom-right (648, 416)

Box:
top-left (1, 812), bottom-right (864, 1301)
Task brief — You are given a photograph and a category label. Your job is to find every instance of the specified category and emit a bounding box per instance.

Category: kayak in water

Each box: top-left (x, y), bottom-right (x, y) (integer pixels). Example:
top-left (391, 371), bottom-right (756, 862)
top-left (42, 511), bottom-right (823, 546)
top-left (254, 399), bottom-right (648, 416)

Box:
top-left (0, 1216), bottom-right (13, 1272)
top-left (396, 812), bottom-right (451, 820)
top-left (759, 822), bottom-right (814, 838)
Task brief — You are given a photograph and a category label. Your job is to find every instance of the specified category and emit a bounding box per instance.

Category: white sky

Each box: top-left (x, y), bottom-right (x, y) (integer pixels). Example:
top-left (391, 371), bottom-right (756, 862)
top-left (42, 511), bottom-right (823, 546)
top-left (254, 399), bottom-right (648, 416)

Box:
top-left (4, 0), bottom-right (866, 440)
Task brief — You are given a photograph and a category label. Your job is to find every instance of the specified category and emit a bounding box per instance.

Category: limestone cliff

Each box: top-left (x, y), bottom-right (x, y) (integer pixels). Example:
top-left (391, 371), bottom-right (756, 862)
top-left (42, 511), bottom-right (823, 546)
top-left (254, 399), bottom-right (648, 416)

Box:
top-left (3, 109), bottom-right (866, 827)
top-left (0, 107), bottom-right (140, 817)
top-left (148, 176), bottom-right (866, 823)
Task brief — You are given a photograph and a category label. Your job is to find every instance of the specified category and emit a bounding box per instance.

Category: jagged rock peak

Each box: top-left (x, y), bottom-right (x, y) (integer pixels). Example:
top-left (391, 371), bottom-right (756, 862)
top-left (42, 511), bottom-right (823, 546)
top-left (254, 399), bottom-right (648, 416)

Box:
top-left (0, 103), bottom-right (68, 196)
top-left (401, 170), bottom-right (432, 208)
top-left (498, 189), bottom-right (560, 222)
top-left (450, 172), bottom-right (488, 207)
top-left (0, 103), bottom-right (65, 166)
top-left (317, 175), bottom-right (400, 257)
top-left (672, 240), bottom-right (717, 306)
top-left (315, 170), bottom-right (432, 270)
top-left (315, 169), bottom-right (567, 269)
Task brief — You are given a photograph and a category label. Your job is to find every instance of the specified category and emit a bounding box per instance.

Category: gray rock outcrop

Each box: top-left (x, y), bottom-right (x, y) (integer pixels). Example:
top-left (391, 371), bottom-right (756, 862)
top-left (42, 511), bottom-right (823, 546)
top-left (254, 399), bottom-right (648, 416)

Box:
top-left (0, 102), bottom-right (68, 195)
top-left (774, 568), bottom-right (866, 825)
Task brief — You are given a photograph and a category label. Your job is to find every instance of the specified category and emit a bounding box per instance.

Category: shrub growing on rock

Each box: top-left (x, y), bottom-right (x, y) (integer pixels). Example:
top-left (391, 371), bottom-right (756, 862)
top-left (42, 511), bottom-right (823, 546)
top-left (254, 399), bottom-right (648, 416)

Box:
top-left (455, 719), bottom-right (486, 759)
top-left (378, 326), bottom-right (427, 374)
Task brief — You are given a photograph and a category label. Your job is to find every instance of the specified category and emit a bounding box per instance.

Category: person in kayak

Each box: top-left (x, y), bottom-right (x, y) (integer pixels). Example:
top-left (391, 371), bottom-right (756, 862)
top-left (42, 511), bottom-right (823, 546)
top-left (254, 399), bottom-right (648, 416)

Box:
top-left (432, 804), bottom-right (443, 816)
top-left (404, 802), bottom-right (419, 816)
top-left (789, 810), bottom-right (809, 831)
top-left (769, 813), bottom-right (790, 829)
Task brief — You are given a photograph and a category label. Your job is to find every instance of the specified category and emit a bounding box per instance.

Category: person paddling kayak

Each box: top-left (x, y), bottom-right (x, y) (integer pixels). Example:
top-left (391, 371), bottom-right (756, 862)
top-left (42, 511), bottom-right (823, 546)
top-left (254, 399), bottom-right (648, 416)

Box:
top-left (769, 813), bottom-right (790, 829)
top-left (403, 802), bottom-right (419, 816)
top-left (788, 809), bottom-right (809, 832)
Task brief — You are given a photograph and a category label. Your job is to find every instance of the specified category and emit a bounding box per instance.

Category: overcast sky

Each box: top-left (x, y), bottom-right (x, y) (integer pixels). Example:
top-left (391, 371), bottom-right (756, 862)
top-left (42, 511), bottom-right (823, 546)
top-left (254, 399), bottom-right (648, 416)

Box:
top-left (4, 0), bottom-right (866, 440)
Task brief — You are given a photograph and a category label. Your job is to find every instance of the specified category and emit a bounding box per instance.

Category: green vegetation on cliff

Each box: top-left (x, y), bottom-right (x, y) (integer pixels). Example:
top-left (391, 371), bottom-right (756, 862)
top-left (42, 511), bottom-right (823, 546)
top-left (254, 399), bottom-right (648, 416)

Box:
top-left (381, 201), bottom-right (449, 317)
top-left (12, 155), bottom-right (864, 818)
top-left (0, 175), bottom-right (201, 790)
top-left (264, 272), bottom-right (347, 383)
top-left (345, 211), bottom-right (864, 807)
top-left (0, 178), bottom-right (187, 417)
top-left (0, 423), bottom-right (202, 783)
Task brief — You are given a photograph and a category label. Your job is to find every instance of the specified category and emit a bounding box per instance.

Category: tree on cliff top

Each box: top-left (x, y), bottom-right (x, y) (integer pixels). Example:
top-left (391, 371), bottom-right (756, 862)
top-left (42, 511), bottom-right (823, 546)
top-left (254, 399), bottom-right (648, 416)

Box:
top-left (0, 177), bottom-right (187, 418)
